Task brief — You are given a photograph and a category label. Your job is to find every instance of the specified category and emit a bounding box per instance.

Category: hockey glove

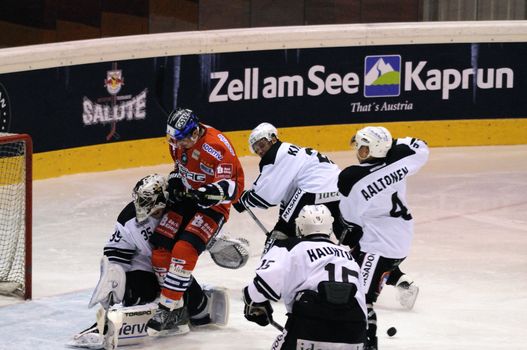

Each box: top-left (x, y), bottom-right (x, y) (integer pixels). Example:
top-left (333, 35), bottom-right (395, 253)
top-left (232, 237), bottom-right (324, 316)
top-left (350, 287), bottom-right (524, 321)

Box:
top-left (167, 171), bottom-right (185, 203)
top-left (233, 190), bottom-right (249, 213)
top-left (243, 287), bottom-right (273, 327)
top-left (338, 216), bottom-right (363, 248)
top-left (190, 183), bottom-right (225, 208)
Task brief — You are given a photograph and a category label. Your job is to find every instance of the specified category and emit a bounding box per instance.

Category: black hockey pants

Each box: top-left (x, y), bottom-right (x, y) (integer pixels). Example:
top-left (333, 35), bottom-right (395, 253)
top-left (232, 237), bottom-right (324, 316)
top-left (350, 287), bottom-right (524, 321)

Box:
top-left (279, 282), bottom-right (367, 350)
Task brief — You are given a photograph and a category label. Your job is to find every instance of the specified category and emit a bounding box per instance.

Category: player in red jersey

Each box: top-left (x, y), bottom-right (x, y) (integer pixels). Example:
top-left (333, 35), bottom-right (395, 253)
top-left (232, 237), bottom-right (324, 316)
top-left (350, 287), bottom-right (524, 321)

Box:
top-left (147, 108), bottom-right (244, 335)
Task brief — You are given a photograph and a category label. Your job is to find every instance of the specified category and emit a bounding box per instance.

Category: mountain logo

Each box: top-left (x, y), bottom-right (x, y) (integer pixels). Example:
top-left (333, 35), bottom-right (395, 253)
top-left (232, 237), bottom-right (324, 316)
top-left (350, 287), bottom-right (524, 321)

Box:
top-left (364, 55), bottom-right (401, 97)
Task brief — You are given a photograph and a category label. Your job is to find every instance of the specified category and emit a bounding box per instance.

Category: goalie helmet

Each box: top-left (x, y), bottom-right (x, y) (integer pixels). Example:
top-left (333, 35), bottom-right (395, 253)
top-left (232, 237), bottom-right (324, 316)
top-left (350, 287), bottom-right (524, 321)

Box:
top-left (248, 122), bottom-right (278, 154)
top-left (132, 174), bottom-right (168, 222)
top-left (352, 126), bottom-right (392, 158)
top-left (295, 204), bottom-right (334, 238)
top-left (166, 108), bottom-right (199, 141)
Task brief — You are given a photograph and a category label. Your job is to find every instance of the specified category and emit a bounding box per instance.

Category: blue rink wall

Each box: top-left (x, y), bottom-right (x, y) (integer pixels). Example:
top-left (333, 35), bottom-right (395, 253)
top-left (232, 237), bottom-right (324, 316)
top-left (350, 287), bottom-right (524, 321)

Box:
top-left (0, 22), bottom-right (526, 179)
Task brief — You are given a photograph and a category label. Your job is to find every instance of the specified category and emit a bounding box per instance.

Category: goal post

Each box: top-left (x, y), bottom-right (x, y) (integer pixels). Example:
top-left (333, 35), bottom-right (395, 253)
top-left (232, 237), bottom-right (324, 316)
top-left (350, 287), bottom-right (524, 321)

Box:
top-left (0, 133), bottom-right (32, 300)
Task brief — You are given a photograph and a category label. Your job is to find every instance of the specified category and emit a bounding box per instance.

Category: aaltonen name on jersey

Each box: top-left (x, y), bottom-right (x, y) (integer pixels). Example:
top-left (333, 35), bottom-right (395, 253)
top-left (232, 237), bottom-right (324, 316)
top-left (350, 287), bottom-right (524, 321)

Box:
top-left (306, 246), bottom-right (354, 263)
top-left (361, 166), bottom-right (409, 201)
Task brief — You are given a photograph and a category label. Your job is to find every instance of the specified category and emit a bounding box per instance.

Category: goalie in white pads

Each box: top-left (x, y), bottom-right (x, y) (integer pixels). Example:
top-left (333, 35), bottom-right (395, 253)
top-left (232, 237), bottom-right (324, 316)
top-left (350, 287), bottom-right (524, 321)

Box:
top-left (68, 174), bottom-right (236, 349)
top-left (338, 127), bottom-right (429, 350)
top-left (243, 205), bottom-right (367, 350)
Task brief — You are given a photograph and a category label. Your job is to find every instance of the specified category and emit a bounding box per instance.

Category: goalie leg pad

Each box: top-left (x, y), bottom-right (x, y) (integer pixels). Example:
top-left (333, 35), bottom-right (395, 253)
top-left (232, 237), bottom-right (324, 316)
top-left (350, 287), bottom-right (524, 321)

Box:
top-left (111, 302), bottom-right (158, 346)
top-left (191, 285), bottom-right (230, 327)
top-left (68, 303), bottom-right (158, 349)
top-left (88, 256), bottom-right (126, 309)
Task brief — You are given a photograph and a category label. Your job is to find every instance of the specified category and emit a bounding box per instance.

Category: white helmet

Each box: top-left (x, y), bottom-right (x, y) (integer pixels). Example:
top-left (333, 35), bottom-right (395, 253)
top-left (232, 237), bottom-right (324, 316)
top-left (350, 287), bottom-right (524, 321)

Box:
top-left (295, 205), bottom-right (334, 238)
top-left (248, 122), bottom-right (278, 153)
top-left (353, 126), bottom-right (392, 158)
top-left (132, 174), bottom-right (168, 222)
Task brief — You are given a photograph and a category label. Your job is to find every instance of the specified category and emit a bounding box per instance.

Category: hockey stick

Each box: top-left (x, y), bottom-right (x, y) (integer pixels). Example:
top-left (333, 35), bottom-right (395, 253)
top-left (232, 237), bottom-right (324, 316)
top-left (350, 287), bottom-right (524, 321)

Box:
top-left (245, 206), bottom-right (270, 235)
top-left (269, 316), bottom-right (284, 332)
top-left (244, 207), bottom-right (278, 256)
top-left (178, 189), bottom-right (224, 202)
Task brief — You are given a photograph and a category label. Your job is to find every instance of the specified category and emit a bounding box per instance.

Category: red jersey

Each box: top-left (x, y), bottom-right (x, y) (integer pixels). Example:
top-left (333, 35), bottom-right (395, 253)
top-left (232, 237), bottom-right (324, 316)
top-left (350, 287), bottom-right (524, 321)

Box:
top-left (170, 124), bottom-right (244, 220)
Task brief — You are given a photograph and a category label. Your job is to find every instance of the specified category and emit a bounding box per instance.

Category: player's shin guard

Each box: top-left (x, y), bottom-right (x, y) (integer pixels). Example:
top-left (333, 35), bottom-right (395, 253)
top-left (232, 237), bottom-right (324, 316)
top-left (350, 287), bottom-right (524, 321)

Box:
top-left (160, 240), bottom-right (199, 301)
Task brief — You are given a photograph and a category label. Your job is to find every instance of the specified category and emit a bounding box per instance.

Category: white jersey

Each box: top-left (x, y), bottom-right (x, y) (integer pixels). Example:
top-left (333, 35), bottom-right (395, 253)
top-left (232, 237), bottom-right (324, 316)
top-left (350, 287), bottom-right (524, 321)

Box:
top-left (246, 236), bottom-right (367, 318)
top-left (243, 141), bottom-right (340, 209)
top-left (103, 202), bottom-right (160, 273)
top-left (338, 137), bottom-right (429, 258)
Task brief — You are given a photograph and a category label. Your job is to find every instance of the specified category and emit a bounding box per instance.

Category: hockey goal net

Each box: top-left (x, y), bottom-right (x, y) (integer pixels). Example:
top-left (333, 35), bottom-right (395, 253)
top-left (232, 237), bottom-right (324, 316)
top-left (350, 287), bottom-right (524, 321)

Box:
top-left (0, 133), bottom-right (32, 299)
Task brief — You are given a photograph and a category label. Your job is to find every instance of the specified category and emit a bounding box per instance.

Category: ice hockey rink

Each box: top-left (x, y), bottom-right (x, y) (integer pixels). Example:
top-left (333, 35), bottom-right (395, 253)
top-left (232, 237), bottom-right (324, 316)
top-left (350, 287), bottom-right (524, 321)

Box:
top-left (1, 144), bottom-right (526, 350)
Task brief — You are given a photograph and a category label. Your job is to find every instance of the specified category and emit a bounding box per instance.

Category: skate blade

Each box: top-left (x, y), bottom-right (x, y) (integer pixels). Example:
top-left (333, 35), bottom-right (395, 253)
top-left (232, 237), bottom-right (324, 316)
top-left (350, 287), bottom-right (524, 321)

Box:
top-left (147, 324), bottom-right (190, 337)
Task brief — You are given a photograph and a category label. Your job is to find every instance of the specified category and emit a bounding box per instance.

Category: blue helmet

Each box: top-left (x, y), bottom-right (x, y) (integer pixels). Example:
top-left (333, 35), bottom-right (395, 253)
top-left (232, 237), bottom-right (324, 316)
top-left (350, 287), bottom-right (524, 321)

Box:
top-left (166, 108), bottom-right (199, 140)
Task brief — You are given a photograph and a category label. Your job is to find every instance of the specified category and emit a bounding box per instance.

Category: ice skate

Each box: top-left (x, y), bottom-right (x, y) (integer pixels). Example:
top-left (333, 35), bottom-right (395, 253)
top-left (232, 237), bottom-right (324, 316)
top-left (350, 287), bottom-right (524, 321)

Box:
top-left (395, 275), bottom-right (419, 310)
top-left (365, 335), bottom-right (378, 350)
top-left (146, 304), bottom-right (189, 337)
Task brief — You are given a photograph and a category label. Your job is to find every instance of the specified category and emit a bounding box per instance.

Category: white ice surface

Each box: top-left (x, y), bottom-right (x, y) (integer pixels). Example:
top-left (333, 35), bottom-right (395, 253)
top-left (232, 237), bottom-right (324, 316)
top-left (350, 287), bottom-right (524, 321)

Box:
top-left (1, 145), bottom-right (527, 350)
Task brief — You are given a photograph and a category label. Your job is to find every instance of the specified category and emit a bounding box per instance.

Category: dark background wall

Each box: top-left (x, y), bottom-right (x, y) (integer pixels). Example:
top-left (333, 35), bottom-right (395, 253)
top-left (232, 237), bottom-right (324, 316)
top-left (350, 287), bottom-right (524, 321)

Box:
top-left (0, 0), bottom-right (525, 48)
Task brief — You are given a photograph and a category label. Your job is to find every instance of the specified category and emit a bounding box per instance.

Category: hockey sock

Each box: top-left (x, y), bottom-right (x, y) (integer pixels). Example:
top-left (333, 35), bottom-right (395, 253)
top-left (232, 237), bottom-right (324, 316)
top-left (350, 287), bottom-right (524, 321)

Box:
top-left (161, 240), bottom-right (198, 301)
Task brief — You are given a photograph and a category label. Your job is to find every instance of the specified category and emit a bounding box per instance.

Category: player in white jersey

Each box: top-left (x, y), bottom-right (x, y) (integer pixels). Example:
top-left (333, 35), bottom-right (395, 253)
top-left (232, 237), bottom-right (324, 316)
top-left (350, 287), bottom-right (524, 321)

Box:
top-left (338, 126), bottom-right (429, 350)
top-left (69, 174), bottom-right (229, 349)
top-left (243, 205), bottom-right (367, 350)
top-left (234, 123), bottom-right (346, 248)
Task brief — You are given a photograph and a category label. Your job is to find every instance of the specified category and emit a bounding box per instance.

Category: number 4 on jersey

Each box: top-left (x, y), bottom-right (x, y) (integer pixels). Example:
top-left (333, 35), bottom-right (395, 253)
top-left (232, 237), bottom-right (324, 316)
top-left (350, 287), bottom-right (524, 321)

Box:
top-left (390, 192), bottom-right (412, 220)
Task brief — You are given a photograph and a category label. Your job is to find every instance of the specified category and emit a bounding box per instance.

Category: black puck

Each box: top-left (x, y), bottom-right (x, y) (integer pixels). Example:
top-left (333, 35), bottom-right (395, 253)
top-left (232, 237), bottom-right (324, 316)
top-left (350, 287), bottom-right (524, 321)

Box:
top-left (387, 327), bottom-right (397, 337)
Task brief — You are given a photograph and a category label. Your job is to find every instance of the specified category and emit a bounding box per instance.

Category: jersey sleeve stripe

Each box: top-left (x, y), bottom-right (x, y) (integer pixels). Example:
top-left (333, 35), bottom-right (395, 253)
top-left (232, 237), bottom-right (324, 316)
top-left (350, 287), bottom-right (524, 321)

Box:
top-left (253, 274), bottom-right (280, 301)
top-left (103, 247), bottom-right (135, 265)
top-left (244, 190), bottom-right (273, 209)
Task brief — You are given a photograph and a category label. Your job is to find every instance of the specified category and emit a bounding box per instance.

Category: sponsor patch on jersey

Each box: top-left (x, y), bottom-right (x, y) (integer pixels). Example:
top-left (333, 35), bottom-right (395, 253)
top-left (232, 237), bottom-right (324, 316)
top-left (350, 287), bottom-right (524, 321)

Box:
top-left (178, 164), bottom-right (206, 182)
top-left (216, 163), bottom-right (233, 178)
top-left (315, 191), bottom-right (340, 204)
top-left (202, 143), bottom-right (223, 161)
top-left (200, 162), bottom-right (214, 176)
top-left (186, 213), bottom-right (218, 243)
top-left (192, 149), bottom-right (200, 160)
top-left (181, 153), bottom-right (188, 165)
top-left (364, 55), bottom-right (401, 98)
top-left (156, 212), bottom-right (183, 239)
top-left (282, 188), bottom-right (305, 222)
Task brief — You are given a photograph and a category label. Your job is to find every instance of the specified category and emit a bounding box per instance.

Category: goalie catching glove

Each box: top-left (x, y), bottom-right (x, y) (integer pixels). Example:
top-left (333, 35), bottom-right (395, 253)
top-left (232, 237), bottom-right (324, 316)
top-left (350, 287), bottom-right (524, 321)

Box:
top-left (242, 286), bottom-right (273, 327)
top-left (208, 233), bottom-right (250, 269)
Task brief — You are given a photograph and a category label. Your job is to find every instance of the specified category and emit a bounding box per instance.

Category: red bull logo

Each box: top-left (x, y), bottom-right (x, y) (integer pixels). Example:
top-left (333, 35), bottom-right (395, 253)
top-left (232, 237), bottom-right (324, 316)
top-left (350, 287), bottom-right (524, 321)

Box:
top-left (105, 70), bottom-right (124, 95)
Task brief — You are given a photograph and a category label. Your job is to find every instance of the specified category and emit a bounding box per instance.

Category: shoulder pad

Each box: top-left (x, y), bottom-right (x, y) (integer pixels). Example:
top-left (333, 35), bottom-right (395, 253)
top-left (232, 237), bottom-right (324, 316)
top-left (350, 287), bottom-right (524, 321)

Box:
top-left (386, 143), bottom-right (415, 164)
top-left (272, 236), bottom-right (303, 251)
top-left (117, 201), bottom-right (136, 226)
top-left (338, 166), bottom-right (370, 196)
